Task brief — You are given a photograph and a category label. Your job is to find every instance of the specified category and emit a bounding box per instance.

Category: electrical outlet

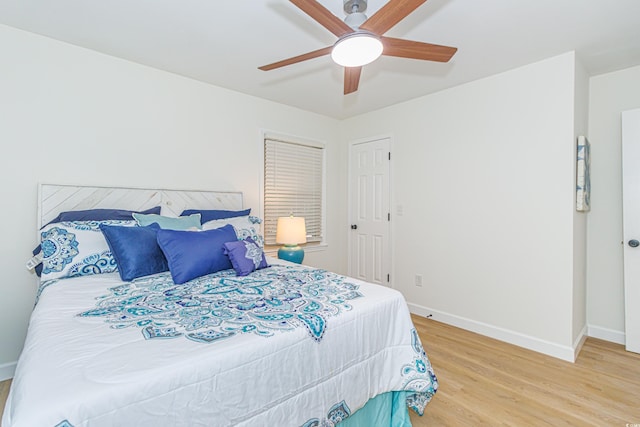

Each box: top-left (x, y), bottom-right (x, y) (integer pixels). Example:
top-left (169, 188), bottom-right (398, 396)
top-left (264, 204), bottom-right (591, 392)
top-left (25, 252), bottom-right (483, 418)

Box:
top-left (415, 274), bottom-right (423, 287)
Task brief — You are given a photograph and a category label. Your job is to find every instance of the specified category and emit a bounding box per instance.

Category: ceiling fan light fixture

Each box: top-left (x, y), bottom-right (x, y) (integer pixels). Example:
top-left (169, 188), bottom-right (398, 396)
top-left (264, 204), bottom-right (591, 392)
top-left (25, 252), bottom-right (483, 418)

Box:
top-left (344, 12), bottom-right (368, 29)
top-left (331, 32), bottom-right (383, 67)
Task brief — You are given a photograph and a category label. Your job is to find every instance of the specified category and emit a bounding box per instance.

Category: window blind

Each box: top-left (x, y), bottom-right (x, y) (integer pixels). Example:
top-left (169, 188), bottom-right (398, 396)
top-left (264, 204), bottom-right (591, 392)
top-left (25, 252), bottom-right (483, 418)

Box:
top-left (264, 138), bottom-right (324, 246)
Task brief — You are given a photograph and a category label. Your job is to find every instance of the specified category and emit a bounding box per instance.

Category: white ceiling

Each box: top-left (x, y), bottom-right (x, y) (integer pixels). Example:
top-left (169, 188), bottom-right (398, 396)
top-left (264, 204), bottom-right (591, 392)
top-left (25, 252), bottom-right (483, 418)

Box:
top-left (2, 0), bottom-right (640, 119)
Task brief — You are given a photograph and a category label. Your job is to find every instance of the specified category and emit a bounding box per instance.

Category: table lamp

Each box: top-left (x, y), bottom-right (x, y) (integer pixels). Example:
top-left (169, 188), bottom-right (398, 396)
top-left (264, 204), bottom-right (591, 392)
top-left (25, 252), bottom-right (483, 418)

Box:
top-left (276, 216), bottom-right (307, 264)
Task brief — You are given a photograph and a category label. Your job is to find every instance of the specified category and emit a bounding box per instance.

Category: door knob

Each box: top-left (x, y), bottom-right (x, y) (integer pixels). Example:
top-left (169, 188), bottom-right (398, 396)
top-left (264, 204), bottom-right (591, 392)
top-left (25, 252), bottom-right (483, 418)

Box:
top-left (351, 224), bottom-right (358, 230)
top-left (629, 239), bottom-right (640, 248)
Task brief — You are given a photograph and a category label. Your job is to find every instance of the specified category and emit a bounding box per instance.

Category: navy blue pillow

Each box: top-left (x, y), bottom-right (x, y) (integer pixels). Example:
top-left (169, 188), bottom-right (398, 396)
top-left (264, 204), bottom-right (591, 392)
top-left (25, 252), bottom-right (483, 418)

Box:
top-left (32, 206), bottom-right (162, 276)
top-left (47, 206), bottom-right (161, 226)
top-left (157, 224), bottom-right (237, 284)
top-left (180, 208), bottom-right (251, 224)
top-left (100, 223), bottom-right (169, 282)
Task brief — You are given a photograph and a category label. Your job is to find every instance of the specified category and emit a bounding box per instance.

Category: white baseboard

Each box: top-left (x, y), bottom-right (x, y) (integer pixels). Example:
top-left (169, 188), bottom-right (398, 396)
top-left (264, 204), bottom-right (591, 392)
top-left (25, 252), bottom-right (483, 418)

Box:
top-left (573, 325), bottom-right (588, 362)
top-left (408, 303), bottom-right (578, 362)
top-left (587, 324), bottom-right (626, 345)
top-left (0, 361), bottom-right (16, 381)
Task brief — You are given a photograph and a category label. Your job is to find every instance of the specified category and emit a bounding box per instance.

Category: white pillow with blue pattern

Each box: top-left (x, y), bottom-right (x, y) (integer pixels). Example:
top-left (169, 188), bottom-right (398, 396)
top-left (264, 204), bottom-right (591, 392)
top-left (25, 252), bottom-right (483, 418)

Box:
top-left (39, 220), bottom-right (136, 282)
top-left (201, 215), bottom-right (264, 248)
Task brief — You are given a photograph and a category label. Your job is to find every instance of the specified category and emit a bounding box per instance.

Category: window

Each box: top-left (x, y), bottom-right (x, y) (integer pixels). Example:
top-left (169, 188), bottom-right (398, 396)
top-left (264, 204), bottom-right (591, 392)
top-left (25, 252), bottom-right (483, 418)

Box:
top-left (263, 136), bottom-right (324, 246)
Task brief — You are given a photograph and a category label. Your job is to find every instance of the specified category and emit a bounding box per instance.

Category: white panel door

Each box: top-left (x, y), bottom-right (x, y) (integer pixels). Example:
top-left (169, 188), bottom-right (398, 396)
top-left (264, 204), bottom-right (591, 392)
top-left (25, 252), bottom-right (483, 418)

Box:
top-left (622, 108), bottom-right (640, 354)
top-left (348, 138), bottom-right (390, 286)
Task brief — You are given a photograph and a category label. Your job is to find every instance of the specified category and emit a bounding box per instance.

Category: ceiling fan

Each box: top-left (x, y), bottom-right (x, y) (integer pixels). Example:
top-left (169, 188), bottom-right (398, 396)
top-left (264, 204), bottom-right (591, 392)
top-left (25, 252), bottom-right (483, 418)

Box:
top-left (258, 0), bottom-right (457, 95)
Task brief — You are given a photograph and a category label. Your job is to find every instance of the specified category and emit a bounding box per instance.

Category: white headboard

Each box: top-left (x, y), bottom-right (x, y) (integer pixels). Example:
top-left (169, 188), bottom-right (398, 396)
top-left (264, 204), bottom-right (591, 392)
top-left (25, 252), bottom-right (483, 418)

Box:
top-left (38, 184), bottom-right (244, 228)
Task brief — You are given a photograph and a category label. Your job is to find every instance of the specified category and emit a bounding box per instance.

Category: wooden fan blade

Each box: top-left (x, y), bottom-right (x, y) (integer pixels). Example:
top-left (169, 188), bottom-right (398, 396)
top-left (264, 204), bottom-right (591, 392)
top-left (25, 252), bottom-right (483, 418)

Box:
top-left (259, 46), bottom-right (333, 71)
top-left (359, 0), bottom-right (427, 35)
top-left (344, 67), bottom-right (362, 94)
top-left (381, 36), bottom-right (457, 62)
top-left (290, 0), bottom-right (353, 38)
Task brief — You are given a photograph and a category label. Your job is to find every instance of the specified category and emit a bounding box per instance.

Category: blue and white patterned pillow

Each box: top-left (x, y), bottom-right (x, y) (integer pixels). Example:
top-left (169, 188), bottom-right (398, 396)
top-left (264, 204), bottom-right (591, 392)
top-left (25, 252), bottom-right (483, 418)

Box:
top-left (202, 215), bottom-right (264, 247)
top-left (223, 237), bottom-right (269, 276)
top-left (40, 220), bottom-right (136, 282)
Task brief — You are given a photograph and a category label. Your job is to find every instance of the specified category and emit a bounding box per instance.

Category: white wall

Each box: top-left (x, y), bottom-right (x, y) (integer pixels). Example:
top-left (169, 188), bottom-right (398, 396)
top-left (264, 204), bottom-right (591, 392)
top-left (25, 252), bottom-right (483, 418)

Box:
top-left (587, 65), bottom-right (640, 343)
top-left (0, 25), bottom-right (347, 379)
top-left (572, 57), bottom-right (589, 350)
top-left (2, 21), bottom-right (630, 378)
top-left (341, 52), bottom-right (583, 360)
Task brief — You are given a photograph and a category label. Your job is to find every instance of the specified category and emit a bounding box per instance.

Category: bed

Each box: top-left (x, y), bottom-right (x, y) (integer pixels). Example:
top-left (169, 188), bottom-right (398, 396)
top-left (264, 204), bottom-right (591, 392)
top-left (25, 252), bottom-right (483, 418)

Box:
top-left (2, 184), bottom-right (438, 427)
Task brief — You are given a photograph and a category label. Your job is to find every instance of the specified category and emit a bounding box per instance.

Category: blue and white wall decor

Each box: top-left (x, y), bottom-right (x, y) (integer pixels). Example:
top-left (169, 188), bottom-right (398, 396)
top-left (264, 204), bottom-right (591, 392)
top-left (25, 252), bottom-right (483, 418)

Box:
top-left (576, 135), bottom-right (591, 212)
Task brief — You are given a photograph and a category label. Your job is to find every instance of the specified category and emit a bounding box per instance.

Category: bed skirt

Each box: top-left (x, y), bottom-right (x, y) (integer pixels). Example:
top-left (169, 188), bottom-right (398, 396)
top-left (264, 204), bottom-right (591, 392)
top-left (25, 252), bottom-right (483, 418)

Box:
top-left (338, 391), bottom-right (413, 427)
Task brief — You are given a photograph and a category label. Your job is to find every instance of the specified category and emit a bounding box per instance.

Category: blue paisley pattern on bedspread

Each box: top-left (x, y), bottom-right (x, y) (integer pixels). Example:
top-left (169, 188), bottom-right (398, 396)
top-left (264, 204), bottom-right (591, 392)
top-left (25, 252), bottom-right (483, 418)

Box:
top-left (78, 265), bottom-right (363, 343)
top-left (403, 328), bottom-right (438, 415)
top-left (302, 328), bottom-right (438, 426)
top-left (302, 401), bottom-right (351, 427)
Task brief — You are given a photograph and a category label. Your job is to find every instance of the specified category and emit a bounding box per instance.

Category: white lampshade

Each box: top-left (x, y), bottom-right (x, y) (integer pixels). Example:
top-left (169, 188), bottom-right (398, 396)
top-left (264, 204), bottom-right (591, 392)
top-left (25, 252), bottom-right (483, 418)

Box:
top-left (331, 32), bottom-right (383, 67)
top-left (275, 216), bottom-right (307, 245)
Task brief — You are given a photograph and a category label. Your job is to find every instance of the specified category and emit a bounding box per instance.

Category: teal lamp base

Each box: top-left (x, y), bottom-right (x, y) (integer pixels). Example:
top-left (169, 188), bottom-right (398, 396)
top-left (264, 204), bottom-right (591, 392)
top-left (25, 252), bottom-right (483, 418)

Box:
top-left (278, 244), bottom-right (304, 264)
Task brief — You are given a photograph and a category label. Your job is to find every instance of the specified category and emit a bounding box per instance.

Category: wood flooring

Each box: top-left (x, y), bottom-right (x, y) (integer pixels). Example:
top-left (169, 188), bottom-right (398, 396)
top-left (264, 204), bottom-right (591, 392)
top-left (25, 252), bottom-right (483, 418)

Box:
top-left (0, 378), bottom-right (9, 421)
top-left (1, 315), bottom-right (639, 425)
top-left (409, 314), bottom-right (640, 426)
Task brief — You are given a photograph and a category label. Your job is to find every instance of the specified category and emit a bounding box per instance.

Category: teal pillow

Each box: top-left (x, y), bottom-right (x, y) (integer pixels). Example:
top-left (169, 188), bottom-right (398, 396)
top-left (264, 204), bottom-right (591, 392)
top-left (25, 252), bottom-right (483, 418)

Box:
top-left (132, 213), bottom-right (202, 230)
top-left (180, 208), bottom-right (251, 224)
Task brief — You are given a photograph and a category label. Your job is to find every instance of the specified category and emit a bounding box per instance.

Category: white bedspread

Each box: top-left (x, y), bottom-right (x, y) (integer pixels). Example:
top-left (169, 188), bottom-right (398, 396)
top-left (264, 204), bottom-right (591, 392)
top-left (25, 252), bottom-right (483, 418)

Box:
top-left (3, 261), bottom-right (437, 427)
